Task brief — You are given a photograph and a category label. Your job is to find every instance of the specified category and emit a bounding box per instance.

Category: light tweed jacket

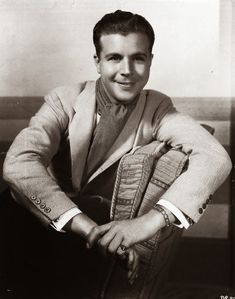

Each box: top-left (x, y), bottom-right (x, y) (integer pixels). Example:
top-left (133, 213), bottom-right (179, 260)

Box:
top-left (3, 81), bottom-right (231, 225)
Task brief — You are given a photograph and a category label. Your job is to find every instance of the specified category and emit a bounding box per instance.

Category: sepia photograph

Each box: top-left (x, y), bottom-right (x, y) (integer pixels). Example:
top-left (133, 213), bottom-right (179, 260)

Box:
top-left (0, 1), bottom-right (234, 298)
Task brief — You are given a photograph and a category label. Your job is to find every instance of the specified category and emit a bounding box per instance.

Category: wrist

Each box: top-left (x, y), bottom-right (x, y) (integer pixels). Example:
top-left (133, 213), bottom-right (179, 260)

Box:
top-left (64, 213), bottom-right (97, 239)
top-left (141, 210), bottom-right (164, 235)
top-left (143, 207), bottom-right (175, 233)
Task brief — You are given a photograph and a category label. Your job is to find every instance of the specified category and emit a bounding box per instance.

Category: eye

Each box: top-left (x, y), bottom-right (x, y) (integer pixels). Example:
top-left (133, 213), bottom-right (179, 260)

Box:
top-left (134, 55), bottom-right (146, 62)
top-left (108, 55), bottom-right (121, 62)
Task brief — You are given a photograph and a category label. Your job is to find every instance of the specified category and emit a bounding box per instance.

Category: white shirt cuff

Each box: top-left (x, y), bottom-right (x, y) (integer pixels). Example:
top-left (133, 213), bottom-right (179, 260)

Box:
top-left (157, 199), bottom-right (191, 229)
top-left (50, 207), bottom-right (82, 232)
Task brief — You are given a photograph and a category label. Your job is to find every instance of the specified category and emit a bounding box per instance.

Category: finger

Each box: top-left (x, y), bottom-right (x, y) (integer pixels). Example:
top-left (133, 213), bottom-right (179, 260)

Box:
top-left (87, 224), bottom-right (110, 248)
top-left (128, 250), bottom-right (139, 284)
top-left (128, 265), bottom-right (139, 285)
top-left (130, 249), bottom-right (139, 272)
top-left (127, 249), bottom-right (134, 269)
top-left (107, 234), bottom-right (123, 255)
top-left (86, 226), bottom-right (102, 249)
top-left (98, 230), bottom-right (116, 255)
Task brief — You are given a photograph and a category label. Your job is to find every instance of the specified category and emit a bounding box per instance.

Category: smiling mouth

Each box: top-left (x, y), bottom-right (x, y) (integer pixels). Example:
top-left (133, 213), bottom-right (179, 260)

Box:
top-left (116, 82), bottom-right (135, 87)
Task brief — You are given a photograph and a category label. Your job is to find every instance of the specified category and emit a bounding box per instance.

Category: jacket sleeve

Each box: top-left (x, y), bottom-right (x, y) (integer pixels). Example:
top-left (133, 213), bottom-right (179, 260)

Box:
top-left (3, 90), bottom-right (78, 225)
top-left (152, 96), bottom-right (232, 223)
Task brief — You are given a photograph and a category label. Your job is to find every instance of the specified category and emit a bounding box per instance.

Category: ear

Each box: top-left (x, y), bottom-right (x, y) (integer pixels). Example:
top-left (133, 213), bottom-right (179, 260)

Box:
top-left (150, 53), bottom-right (154, 66)
top-left (93, 54), bottom-right (101, 74)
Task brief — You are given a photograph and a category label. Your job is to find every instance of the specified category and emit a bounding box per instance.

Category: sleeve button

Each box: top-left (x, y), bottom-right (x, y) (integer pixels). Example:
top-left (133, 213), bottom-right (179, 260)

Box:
top-left (188, 218), bottom-right (194, 225)
top-left (40, 203), bottom-right (46, 209)
top-left (35, 199), bottom-right (41, 205)
top-left (31, 195), bottom-right (37, 201)
top-left (198, 208), bottom-right (203, 214)
top-left (202, 203), bottom-right (207, 209)
top-left (44, 207), bottom-right (51, 213)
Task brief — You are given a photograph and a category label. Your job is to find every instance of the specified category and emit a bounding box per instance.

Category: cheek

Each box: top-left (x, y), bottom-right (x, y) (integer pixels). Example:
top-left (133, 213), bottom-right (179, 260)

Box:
top-left (135, 64), bottom-right (150, 77)
top-left (100, 64), bottom-right (116, 78)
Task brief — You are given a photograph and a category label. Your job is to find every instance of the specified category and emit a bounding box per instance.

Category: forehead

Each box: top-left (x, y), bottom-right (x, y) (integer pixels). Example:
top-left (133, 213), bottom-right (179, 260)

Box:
top-left (99, 33), bottom-right (151, 56)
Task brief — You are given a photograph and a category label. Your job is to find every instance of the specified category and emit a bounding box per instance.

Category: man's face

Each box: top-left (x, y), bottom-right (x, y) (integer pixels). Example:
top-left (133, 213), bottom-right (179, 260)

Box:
top-left (94, 33), bottom-right (153, 103)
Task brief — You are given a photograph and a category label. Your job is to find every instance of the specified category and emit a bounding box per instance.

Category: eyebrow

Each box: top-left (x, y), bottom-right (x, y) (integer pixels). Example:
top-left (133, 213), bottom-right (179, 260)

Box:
top-left (132, 52), bottom-right (148, 57)
top-left (104, 53), bottom-right (122, 58)
top-left (104, 52), bottom-right (148, 58)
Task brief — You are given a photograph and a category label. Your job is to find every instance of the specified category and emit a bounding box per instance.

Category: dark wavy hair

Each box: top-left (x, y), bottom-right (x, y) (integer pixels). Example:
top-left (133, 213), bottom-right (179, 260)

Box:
top-left (93, 10), bottom-right (155, 57)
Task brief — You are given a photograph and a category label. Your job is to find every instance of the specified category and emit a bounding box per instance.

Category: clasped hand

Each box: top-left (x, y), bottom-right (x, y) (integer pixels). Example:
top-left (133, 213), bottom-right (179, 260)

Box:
top-left (86, 214), bottom-right (159, 284)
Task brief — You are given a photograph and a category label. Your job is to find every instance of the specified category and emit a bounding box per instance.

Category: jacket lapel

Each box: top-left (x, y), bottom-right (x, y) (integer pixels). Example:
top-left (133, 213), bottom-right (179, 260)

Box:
top-left (87, 91), bottom-right (147, 183)
top-left (69, 81), bottom-right (96, 191)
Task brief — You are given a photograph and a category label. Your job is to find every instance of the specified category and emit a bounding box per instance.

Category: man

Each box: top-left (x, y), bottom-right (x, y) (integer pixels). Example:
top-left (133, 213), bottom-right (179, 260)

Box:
top-left (3, 10), bottom-right (231, 298)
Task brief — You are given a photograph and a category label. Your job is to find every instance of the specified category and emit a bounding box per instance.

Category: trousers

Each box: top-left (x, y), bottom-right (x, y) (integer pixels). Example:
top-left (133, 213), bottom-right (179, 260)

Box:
top-left (0, 189), bottom-right (114, 299)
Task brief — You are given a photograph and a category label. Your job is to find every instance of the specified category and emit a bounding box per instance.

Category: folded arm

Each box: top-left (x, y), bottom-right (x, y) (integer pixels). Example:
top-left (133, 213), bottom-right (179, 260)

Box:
top-left (153, 108), bottom-right (232, 222)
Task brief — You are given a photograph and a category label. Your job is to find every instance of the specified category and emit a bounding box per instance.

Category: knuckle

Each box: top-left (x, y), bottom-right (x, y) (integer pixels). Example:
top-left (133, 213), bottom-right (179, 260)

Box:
top-left (123, 239), bottom-right (130, 248)
top-left (108, 245), bottom-right (116, 254)
top-left (92, 226), bottom-right (99, 234)
top-left (99, 239), bottom-right (106, 248)
top-left (115, 231), bottom-right (122, 238)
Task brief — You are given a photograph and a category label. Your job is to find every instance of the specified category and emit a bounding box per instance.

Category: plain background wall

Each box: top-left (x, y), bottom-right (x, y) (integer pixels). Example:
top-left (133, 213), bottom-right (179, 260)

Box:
top-left (0, 0), bottom-right (233, 97)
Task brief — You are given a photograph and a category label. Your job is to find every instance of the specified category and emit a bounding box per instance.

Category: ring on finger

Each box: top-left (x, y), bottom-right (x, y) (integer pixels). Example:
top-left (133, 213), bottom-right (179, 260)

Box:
top-left (119, 244), bottom-right (128, 252)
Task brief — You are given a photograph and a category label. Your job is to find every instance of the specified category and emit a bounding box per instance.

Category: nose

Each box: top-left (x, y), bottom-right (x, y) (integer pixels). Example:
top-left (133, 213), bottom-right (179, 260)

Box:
top-left (120, 58), bottom-right (132, 76)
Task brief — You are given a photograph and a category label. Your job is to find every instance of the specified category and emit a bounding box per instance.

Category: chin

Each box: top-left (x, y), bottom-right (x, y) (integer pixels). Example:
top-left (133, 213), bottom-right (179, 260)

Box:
top-left (114, 92), bottom-right (137, 103)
